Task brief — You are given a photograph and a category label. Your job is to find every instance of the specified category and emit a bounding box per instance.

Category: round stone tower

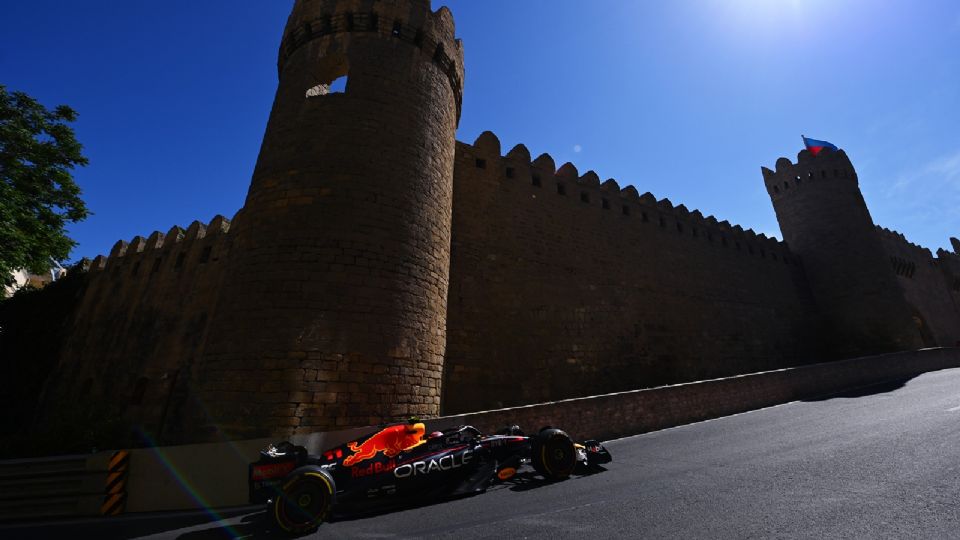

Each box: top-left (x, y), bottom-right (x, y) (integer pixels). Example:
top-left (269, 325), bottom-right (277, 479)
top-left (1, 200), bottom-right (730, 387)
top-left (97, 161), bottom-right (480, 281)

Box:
top-left (192, 0), bottom-right (463, 439)
top-left (762, 148), bottom-right (921, 357)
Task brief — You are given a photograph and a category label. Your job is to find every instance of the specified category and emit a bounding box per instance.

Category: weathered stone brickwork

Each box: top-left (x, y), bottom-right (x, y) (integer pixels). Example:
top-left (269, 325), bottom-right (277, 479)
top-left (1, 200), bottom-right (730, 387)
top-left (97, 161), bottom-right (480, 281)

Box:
top-left (442, 134), bottom-right (822, 413)
top-left (762, 150), bottom-right (923, 356)
top-left (187, 0), bottom-right (464, 439)
top-left (875, 228), bottom-right (960, 347)
top-left (35, 217), bottom-right (234, 442)
top-left (12, 0), bottom-right (959, 445)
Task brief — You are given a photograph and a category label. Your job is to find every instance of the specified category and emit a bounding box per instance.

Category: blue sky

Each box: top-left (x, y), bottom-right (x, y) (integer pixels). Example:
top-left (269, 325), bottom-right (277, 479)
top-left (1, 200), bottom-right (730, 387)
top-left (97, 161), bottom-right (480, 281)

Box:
top-left (3, 0), bottom-right (959, 260)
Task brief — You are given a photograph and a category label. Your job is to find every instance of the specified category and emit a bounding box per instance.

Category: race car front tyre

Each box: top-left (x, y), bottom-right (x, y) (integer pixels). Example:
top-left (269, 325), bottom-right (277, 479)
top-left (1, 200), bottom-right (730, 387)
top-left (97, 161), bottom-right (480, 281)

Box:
top-left (271, 466), bottom-right (336, 535)
top-left (531, 428), bottom-right (577, 480)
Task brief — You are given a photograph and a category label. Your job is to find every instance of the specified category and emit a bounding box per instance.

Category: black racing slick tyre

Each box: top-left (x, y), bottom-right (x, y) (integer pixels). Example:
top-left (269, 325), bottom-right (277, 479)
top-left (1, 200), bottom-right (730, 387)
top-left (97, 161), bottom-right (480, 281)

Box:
top-left (531, 428), bottom-right (577, 480)
top-left (270, 466), bottom-right (336, 535)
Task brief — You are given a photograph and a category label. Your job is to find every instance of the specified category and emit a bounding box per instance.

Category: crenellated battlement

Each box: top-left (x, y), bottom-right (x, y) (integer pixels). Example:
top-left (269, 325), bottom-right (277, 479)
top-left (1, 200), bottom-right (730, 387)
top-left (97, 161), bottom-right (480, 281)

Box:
top-left (23, 1), bottom-right (960, 446)
top-left (279, 0), bottom-right (464, 120)
top-left (460, 131), bottom-right (795, 266)
top-left (87, 213), bottom-right (235, 275)
top-left (760, 148), bottom-right (858, 201)
top-left (874, 224), bottom-right (947, 279)
top-left (874, 225), bottom-right (932, 256)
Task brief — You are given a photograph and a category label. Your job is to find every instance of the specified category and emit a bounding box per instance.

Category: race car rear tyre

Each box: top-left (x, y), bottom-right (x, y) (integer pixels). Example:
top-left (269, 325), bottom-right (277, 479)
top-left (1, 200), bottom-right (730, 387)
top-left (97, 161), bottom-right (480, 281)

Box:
top-left (270, 466), bottom-right (336, 535)
top-left (531, 428), bottom-right (577, 480)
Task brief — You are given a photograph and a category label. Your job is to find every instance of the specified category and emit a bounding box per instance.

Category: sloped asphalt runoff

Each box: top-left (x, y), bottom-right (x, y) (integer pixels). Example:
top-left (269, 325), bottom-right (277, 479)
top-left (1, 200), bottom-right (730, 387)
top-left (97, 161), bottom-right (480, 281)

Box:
top-left (5, 367), bottom-right (960, 539)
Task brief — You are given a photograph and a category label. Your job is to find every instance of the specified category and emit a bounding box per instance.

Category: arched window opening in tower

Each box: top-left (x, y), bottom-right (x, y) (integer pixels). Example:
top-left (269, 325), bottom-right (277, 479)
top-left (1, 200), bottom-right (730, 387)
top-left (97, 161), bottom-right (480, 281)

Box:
top-left (306, 55), bottom-right (350, 99)
top-left (306, 75), bottom-right (348, 98)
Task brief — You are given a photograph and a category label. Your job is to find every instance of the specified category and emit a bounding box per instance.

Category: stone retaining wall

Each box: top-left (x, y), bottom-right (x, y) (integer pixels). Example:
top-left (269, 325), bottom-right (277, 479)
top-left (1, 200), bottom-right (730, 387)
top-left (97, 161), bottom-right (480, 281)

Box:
top-left (436, 348), bottom-right (960, 442)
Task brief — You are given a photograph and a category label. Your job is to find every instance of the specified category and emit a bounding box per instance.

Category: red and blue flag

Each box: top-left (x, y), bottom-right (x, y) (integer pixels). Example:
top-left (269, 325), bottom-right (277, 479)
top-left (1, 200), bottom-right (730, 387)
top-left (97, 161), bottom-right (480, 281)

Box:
top-left (802, 136), bottom-right (838, 156)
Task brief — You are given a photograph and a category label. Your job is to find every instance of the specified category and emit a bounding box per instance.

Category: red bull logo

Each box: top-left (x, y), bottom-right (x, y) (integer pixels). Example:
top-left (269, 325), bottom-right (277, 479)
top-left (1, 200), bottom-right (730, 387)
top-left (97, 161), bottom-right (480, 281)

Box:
top-left (343, 423), bottom-right (427, 467)
top-left (351, 459), bottom-right (397, 478)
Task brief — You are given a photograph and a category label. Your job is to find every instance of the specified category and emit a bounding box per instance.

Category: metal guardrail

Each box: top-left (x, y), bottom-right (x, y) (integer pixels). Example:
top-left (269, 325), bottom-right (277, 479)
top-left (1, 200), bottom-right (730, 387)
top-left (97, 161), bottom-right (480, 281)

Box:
top-left (0, 450), bottom-right (128, 521)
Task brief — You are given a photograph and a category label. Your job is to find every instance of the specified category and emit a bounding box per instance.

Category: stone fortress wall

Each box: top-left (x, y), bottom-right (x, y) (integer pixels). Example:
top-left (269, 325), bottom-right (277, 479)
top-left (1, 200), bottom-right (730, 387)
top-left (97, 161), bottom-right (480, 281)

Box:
top-left (443, 134), bottom-right (823, 413)
top-left (875, 226), bottom-right (960, 347)
top-left (183, 0), bottom-right (465, 440)
top-left (37, 216), bottom-right (235, 442)
top-left (16, 0), bottom-right (960, 445)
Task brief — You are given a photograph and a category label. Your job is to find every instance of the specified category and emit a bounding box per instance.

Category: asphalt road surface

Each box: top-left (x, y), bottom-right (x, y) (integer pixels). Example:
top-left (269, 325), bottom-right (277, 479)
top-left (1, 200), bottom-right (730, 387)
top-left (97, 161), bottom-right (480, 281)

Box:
top-left (5, 367), bottom-right (960, 539)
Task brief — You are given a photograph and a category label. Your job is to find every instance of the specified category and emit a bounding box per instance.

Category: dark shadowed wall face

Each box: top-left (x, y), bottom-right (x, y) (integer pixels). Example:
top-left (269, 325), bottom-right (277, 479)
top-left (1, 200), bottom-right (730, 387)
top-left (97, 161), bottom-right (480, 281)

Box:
top-left (13, 3), bottom-right (960, 448)
top-left (31, 217), bottom-right (233, 446)
top-left (876, 228), bottom-right (960, 348)
top-left (763, 149), bottom-right (922, 356)
top-left (192, 0), bottom-right (464, 439)
top-left (442, 135), bottom-right (823, 413)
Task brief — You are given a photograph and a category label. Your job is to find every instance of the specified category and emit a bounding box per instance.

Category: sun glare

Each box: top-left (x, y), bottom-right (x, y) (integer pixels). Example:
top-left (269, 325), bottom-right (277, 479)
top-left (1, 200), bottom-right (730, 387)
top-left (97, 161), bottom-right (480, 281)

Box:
top-left (714, 0), bottom-right (811, 29)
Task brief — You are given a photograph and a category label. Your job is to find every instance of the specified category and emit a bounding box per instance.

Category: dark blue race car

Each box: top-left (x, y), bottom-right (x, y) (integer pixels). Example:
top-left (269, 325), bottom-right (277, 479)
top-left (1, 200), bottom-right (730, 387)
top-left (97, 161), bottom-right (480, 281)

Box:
top-left (248, 420), bottom-right (612, 535)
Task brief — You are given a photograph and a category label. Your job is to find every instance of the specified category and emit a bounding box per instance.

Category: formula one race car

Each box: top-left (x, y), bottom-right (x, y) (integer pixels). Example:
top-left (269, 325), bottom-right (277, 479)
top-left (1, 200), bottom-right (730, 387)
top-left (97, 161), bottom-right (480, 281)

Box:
top-left (248, 420), bottom-right (612, 535)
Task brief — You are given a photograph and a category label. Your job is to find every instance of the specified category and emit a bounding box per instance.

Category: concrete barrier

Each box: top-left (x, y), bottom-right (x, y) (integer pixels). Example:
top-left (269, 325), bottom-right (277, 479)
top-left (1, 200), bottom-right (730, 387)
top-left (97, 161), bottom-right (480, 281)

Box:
top-left (3, 347), bottom-right (958, 517)
top-left (438, 347), bottom-right (960, 443)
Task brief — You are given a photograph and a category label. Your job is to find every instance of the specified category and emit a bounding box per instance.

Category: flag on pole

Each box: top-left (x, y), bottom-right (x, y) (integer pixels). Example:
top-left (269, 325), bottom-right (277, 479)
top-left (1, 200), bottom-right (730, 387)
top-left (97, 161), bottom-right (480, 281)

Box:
top-left (802, 135), bottom-right (838, 156)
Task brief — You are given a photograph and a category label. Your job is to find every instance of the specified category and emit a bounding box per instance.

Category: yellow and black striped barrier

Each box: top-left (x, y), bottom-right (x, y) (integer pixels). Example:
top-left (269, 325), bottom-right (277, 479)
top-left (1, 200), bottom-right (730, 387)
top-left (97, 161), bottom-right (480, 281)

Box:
top-left (101, 450), bottom-right (130, 516)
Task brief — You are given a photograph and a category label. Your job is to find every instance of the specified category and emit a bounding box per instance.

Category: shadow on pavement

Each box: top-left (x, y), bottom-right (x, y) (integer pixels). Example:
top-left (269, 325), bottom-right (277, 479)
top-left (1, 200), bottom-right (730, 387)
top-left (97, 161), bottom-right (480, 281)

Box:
top-left (330, 468), bottom-right (605, 522)
top-left (488, 467), bottom-right (608, 493)
top-left (175, 512), bottom-right (276, 539)
top-left (168, 471), bottom-right (608, 539)
top-left (802, 377), bottom-right (913, 402)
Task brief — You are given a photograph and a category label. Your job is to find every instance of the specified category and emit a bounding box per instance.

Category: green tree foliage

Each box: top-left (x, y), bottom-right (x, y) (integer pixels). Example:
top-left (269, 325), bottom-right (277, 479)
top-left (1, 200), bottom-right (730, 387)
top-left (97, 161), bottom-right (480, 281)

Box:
top-left (0, 85), bottom-right (89, 293)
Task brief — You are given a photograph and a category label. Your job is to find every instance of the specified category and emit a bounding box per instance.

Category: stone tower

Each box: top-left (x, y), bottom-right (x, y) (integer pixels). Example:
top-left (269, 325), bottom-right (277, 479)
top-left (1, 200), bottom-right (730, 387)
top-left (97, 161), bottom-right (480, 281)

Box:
top-left (190, 0), bottom-right (464, 439)
top-left (762, 148), bottom-right (921, 357)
